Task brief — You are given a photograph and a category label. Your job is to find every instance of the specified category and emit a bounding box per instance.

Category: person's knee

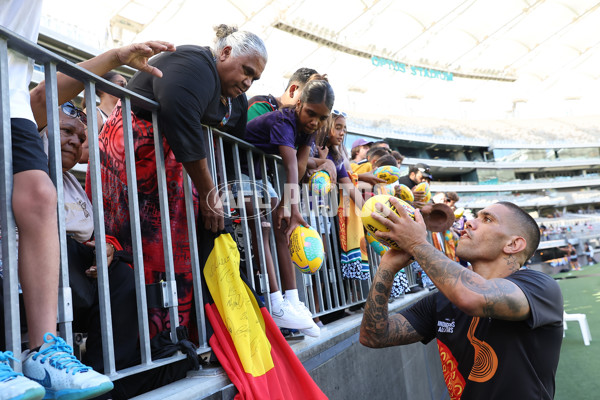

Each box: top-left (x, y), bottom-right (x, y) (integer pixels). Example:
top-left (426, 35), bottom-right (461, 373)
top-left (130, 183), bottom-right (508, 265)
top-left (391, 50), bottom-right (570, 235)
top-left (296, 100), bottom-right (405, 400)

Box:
top-left (13, 171), bottom-right (57, 221)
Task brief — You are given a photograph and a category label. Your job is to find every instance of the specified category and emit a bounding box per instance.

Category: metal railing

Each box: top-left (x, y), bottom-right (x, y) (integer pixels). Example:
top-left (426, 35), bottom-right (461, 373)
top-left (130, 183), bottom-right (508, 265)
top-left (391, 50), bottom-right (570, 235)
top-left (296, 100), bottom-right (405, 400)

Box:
top-left (1, 26), bottom-right (411, 387)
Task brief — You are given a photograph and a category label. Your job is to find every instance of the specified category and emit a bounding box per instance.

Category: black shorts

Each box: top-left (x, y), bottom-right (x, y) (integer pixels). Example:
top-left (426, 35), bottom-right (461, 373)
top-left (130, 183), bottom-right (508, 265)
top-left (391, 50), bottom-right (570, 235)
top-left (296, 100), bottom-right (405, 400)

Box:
top-left (11, 118), bottom-right (49, 174)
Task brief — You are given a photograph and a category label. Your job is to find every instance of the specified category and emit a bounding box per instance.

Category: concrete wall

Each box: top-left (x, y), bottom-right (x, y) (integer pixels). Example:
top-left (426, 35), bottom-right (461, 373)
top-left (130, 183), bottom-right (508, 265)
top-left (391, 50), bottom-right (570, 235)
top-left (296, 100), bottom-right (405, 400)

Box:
top-left (310, 335), bottom-right (448, 400)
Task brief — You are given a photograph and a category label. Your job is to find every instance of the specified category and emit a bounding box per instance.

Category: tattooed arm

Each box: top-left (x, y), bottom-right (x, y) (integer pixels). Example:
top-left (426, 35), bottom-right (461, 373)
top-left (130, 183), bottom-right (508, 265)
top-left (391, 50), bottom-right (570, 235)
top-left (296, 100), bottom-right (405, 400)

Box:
top-left (360, 250), bottom-right (424, 348)
top-left (371, 197), bottom-right (530, 321)
top-left (410, 243), bottom-right (530, 320)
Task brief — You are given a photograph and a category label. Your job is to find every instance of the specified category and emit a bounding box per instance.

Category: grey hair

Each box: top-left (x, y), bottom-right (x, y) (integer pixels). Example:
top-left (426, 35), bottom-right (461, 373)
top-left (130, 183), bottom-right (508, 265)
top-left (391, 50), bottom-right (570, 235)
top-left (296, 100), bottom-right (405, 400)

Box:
top-left (212, 24), bottom-right (268, 63)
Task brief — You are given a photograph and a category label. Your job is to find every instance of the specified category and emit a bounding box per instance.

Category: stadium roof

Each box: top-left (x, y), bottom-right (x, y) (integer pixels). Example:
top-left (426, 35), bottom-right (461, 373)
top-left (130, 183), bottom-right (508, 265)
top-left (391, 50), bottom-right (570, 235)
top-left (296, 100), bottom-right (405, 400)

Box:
top-left (41, 0), bottom-right (600, 122)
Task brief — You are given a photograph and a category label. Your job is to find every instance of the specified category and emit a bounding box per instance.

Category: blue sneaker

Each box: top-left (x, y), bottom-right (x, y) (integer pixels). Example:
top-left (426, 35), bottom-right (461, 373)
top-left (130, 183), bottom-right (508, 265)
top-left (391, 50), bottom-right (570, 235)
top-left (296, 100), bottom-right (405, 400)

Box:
top-left (0, 351), bottom-right (45, 400)
top-left (22, 333), bottom-right (113, 400)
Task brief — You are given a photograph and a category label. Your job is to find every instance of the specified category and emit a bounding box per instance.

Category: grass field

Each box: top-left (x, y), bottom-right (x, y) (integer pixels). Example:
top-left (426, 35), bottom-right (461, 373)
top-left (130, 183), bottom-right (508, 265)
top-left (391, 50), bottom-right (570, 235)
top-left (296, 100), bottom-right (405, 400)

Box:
top-left (554, 263), bottom-right (600, 400)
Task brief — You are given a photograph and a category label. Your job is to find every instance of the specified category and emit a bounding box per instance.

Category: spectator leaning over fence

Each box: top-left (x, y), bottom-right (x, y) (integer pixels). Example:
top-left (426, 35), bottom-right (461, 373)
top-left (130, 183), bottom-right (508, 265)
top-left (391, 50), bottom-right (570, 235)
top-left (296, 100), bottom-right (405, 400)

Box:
top-left (243, 78), bottom-right (334, 336)
top-left (247, 67), bottom-right (318, 122)
top-left (0, 2), bottom-right (164, 399)
top-left (360, 200), bottom-right (563, 399)
top-left (90, 24), bottom-right (267, 340)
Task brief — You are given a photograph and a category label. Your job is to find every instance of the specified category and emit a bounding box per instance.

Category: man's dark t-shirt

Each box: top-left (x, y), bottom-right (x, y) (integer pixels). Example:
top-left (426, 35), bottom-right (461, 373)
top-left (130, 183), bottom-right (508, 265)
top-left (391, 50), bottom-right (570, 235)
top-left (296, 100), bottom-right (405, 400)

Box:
top-left (398, 174), bottom-right (416, 189)
top-left (401, 269), bottom-right (563, 400)
top-left (127, 45), bottom-right (247, 163)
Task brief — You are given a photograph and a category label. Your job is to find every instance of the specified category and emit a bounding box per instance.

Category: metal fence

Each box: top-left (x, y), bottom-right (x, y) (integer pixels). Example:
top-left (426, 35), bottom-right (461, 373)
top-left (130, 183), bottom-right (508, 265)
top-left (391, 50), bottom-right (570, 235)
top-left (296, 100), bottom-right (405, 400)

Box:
top-left (1, 26), bottom-right (415, 385)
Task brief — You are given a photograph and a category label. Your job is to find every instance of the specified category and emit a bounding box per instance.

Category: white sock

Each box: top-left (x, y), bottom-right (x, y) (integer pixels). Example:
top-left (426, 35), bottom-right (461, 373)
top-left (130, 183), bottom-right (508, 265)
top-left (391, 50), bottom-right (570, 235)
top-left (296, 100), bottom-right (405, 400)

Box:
top-left (285, 289), bottom-right (300, 305)
top-left (270, 291), bottom-right (284, 309)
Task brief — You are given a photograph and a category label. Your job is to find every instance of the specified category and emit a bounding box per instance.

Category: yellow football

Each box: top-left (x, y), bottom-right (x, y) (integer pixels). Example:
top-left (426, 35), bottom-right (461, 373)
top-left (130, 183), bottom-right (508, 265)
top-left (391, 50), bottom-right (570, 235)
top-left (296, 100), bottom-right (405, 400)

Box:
top-left (309, 170), bottom-right (331, 196)
top-left (361, 194), bottom-right (415, 250)
top-left (414, 182), bottom-right (431, 203)
top-left (365, 231), bottom-right (389, 256)
top-left (289, 226), bottom-right (325, 274)
top-left (373, 165), bottom-right (401, 184)
top-left (395, 184), bottom-right (414, 202)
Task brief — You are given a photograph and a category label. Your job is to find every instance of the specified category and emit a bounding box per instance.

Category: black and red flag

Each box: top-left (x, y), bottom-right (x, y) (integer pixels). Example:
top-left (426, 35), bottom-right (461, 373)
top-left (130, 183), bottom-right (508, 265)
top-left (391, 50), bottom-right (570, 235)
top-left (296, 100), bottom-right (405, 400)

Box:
top-left (198, 225), bottom-right (328, 400)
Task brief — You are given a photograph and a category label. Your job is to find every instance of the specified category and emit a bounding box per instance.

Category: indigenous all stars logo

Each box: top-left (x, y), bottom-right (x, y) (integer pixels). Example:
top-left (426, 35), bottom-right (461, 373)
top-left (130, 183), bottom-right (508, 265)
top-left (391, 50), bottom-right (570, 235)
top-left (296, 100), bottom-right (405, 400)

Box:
top-left (437, 319), bottom-right (456, 333)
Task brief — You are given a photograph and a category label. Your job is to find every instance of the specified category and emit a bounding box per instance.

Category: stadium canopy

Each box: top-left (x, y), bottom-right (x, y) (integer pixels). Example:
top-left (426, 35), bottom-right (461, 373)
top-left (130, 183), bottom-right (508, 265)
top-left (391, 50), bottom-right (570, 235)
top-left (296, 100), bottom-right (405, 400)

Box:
top-left (41, 0), bottom-right (600, 121)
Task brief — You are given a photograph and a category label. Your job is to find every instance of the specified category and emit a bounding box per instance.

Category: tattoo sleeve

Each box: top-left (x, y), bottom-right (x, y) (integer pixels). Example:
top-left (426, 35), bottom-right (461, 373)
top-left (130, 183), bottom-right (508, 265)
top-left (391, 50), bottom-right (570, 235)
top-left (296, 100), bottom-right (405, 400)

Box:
top-left (411, 243), bottom-right (529, 320)
top-left (360, 268), bottom-right (423, 348)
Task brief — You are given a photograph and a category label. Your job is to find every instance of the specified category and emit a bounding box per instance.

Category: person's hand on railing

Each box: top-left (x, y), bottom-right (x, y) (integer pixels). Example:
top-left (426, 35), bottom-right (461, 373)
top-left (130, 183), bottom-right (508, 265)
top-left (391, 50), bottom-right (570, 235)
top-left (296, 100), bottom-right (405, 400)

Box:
top-left (115, 41), bottom-right (176, 78)
top-left (199, 187), bottom-right (225, 233)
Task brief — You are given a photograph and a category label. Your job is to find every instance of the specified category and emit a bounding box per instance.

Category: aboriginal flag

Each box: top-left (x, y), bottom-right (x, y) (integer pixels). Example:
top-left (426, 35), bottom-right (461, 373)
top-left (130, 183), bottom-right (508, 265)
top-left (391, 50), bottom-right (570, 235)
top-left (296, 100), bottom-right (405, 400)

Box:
top-left (198, 225), bottom-right (327, 400)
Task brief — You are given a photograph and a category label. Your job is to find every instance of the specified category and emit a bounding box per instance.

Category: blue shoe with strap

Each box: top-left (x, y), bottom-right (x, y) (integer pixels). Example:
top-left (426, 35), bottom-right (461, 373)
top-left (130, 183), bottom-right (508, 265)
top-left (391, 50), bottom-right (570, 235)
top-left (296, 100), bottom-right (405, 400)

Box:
top-left (0, 351), bottom-right (45, 400)
top-left (22, 333), bottom-right (113, 400)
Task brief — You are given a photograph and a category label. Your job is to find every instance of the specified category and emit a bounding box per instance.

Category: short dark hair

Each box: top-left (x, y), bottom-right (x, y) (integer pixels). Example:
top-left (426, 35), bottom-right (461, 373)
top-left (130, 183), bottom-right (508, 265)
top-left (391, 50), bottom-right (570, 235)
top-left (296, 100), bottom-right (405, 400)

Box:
top-left (497, 201), bottom-right (540, 262)
top-left (287, 67), bottom-right (318, 89)
top-left (370, 141), bottom-right (389, 148)
top-left (373, 154), bottom-right (398, 169)
top-left (366, 147), bottom-right (390, 162)
top-left (446, 192), bottom-right (459, 202)
top-left (391, 150), bottom-right (404, 164)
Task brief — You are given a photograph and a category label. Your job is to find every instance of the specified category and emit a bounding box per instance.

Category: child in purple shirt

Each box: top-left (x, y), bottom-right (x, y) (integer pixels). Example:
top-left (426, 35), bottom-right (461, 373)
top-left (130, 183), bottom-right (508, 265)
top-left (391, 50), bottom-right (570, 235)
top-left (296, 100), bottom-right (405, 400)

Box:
top-left (243, 78), bottom-right (334, 337)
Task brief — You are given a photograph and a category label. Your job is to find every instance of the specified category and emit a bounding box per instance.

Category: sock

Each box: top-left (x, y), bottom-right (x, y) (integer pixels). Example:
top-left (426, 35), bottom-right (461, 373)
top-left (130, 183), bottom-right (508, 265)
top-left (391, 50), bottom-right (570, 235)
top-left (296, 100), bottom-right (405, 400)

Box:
top-left (285, 289), bottom-right (300, 305)
top-left (270, 291), bottom-right (284, 309)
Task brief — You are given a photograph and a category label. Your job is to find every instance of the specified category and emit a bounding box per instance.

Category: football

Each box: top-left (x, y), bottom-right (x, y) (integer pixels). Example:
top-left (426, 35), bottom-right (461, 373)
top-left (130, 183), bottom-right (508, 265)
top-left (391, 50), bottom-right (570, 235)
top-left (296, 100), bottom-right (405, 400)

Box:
top-left (396, 184), bottom-right (415, 202)
top-left (310, 170), bottom-right (331, 196)
top-left (361, 194), bottom-right (415, 250)
top-left (373, 165), bottom-right (402, 184)
top-left (365, 231), bottom-right (389, 256)
top-left (289, 226), bottom-right (325, 274)
top-left (414, 181), bottom-right (431, 203)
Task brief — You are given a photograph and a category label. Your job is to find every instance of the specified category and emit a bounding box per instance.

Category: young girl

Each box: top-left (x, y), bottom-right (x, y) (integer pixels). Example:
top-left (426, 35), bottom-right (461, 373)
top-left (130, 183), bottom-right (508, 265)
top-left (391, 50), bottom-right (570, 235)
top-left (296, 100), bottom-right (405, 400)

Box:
top-left (310, 112), bottom-right (370, 282)
top-left (243, 78), bottom-right (334, 337)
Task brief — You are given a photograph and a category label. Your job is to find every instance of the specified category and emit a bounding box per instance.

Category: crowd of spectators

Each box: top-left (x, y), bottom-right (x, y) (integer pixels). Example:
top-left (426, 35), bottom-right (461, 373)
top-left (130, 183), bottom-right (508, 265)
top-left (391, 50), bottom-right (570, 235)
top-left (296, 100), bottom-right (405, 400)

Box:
top-left (4, 10), bottom-right (585, 400)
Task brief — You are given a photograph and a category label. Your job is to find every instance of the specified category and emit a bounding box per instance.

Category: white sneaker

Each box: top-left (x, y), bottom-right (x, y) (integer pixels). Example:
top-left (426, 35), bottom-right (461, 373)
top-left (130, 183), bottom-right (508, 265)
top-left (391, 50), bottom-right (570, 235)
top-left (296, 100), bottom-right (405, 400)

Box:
top-left (300, 322), bottom-right (321, 338)
top-left (290, 302), bottom-right (321, 337)
top-left (0, 351), bottom-right (45, 400)
top-left (271, 299), bottom-right (313, 330)
top-left (292, 301), bottom-right (313, 318)
top-left (22, 333), bottom-right (113, 400)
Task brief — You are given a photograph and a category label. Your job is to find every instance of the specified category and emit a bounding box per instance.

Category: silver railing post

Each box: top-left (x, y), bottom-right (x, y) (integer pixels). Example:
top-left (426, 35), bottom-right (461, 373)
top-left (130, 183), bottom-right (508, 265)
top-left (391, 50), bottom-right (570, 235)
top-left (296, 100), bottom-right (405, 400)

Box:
top-left (44, 61), bottom-right (72, 346)
top-left (0, 36), bottom-right (21, 367)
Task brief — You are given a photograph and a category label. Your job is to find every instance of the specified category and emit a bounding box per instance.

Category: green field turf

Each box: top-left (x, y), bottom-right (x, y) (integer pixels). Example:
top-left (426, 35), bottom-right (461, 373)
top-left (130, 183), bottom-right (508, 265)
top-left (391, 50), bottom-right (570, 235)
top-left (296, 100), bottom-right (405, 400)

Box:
top-left (554, 263), bottom-right (600, 400)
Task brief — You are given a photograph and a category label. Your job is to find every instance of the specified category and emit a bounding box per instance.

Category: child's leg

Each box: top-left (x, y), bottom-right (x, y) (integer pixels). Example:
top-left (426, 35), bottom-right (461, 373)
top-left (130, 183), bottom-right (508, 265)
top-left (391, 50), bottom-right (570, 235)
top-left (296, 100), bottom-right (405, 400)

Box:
top-left (244, 199), bottom-right (279, 293)
top-left (272, 197), bottom-right (296, 292)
